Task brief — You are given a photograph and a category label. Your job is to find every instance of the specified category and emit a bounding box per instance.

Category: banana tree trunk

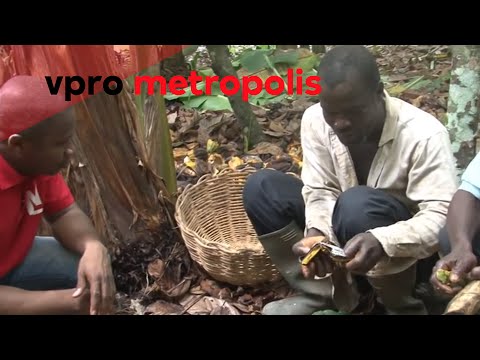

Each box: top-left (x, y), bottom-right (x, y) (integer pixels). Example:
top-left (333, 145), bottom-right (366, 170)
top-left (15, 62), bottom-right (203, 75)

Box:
top-left (68, 89), bottom-right (176, 250)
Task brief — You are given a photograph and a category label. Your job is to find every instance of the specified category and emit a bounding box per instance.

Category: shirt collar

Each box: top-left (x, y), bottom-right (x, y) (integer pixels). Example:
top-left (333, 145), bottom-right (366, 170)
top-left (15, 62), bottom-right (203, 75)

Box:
top-left (0, 154), bottom-right (28, 190)
top-left (378, 90), bottom-right (399, 147)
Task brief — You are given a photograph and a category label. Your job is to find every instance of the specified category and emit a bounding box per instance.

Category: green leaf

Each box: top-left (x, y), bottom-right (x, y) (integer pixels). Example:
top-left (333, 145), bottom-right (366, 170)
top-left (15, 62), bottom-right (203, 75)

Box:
top-left (205, 81), bottom-right (224, 96)
top-left (198, 68), bottom-right (215, 78)
top-left (181, 95), bottom-right (232, 112)
top-left (199, 95), bottom-right (232, 111)
top-left (294, 53), bottom-right (320, 73)
top-left (239, 49), bottom-right (274, 72)
top-left (182, 96), bottom-right (208, 108)
top-left (270, 50), bottom-right (299, 65)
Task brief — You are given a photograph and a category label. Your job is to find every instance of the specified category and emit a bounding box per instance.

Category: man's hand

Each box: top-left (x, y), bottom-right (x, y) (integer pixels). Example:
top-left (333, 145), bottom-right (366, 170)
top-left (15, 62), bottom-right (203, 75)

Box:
top-left (292, 236), bottom-right (334, 279)
top-left (73, 241), bottom-right (116, 315)
top-left (343, 233), bottom-right (385, 274)
top-left (62, 288), bottom-right (91, 315)
top-left (430, 249), bottom-right (478, 296)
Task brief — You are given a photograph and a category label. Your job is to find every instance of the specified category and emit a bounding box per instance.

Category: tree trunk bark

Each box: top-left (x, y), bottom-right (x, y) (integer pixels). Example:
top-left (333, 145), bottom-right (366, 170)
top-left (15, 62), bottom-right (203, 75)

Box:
top-left (446, 45), bottom-right (480, 177)
top-left (206, 45), bottom-right (264, 149)
top-left (68, 89), bottom-right (176, 250)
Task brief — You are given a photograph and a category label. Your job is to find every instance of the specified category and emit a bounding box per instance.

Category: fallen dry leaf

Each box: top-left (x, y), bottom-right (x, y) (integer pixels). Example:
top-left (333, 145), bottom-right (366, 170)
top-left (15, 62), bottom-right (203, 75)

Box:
top-left (247, 142), bottom-right (283, 157)
top-left (167, 112), bottom-right (178, 125)
top-left (145, 300), bottom-right (184, 315)
top-left (231, 302), bottom-right (252, 313)
top-left (268, 120), bottom-right (287, 134)
top-left (179, 293), bottom-right (203, 310)
top-left (185, 296), bottom-right (240, 315)
top-left (238, 294), bottom-right (254, 305)
top-left (189, 285), bottom-right (207, 295)
top-left (129, 299), bottom-right (146, 315)
top-left (253, 296), bottom-right (263, 310)
top-left (173, 147), bottom-right (189, 161)
top-left (200, 279), bottom-right (222, 298)
top-left (218, 288), bottom-right (232, 300)
top-left (147, 259), bottom-right (165, 280)
top-left (164, 278), bottom-right (192, 299)
top-left (265, 155), bottom-right (295, 172)
top-left (241, 155), bottom-right (263, 166)
top-left (285, 117), bottom-right (301, 134)
top-left (412, 95), bottom-right (425, 108)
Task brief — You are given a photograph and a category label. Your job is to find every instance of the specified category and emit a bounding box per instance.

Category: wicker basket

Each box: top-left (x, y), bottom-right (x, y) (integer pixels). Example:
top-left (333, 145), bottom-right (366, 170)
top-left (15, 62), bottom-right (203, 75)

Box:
top-left (175, 166), bottom-right (283, 287)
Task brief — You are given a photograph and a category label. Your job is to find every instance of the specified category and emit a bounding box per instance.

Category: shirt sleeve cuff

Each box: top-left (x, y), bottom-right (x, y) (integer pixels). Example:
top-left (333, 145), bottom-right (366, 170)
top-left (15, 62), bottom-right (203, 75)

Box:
top-left (44, 194), bottom-right (75, 216)
top-left (366, 228), bottom-right (397, 257)
top-left (305, 221), bottom-right (338, 245)
top-left (459, 180), bottom-right (480, 200)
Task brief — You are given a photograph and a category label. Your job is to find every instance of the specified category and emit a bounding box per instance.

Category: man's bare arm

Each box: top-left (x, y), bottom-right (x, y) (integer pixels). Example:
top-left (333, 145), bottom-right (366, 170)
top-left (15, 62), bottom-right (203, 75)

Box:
top-left (45, 202), bottom-right (115, 315)
top-left (45, 202), bottom-right (101, 255)
top-left (447, 191), bottom-right (480, 252)
top-left (0, 286), bottom-right (86, 315)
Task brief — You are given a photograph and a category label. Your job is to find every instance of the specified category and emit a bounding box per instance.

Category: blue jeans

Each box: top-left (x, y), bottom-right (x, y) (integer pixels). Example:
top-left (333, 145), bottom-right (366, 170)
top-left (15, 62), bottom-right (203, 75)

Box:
top-left (0, 236), bottom-right (80, 290)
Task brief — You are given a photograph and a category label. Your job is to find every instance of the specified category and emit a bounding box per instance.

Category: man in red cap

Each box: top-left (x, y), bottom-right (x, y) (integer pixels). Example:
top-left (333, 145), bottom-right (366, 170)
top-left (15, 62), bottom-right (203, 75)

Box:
top-left (0, 75), bottom-right (116, 315)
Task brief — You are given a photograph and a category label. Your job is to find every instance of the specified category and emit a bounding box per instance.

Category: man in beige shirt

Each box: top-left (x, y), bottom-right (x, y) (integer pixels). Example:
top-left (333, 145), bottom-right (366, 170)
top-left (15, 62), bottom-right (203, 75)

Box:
top-left (242, 45), bottom-right (458, 315)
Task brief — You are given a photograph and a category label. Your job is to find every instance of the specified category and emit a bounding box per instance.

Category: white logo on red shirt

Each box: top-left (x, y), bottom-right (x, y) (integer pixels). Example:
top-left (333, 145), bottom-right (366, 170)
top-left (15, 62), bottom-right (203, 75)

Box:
top-left (25, 184), bottom-right (43, 216)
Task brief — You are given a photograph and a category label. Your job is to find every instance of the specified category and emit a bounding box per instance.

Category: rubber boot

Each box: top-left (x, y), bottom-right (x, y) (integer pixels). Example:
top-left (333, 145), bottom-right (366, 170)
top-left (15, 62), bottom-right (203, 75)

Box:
top-left (258, 220), bottom-right (336, 315)
top-left (368, 264), bottom-right (428, 315)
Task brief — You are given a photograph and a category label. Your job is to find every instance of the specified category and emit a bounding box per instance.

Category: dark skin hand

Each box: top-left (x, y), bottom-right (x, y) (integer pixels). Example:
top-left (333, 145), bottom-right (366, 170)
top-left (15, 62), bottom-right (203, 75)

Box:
top-left (343, 233), bottom-right (385, 274)
top-left (430, 190), bottom-right (480, 296)
top-left (46, 203), bottom-right (116, 315)
top-left (431, 250), bottom-right (479, 295)
top-left (292, 230), bottom-right (386, 278)
top-left (292, 229), bottom-right (334, 279)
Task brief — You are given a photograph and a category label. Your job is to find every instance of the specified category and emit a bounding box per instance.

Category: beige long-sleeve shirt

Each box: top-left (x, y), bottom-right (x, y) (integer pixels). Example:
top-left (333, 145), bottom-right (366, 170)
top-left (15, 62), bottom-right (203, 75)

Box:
top-left (300, 91), bottom-right (459, 277)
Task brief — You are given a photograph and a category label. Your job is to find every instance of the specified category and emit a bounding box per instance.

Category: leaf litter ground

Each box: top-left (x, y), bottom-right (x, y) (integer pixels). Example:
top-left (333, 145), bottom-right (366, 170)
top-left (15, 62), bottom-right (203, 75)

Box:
top-left (114, 45), bottom-right (452, 315)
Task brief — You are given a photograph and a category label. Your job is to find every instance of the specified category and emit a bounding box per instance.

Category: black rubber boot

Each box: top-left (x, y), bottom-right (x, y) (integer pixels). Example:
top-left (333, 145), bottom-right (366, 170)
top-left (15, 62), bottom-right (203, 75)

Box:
top-left (258, 221), bottom-right (336, 315)
top-left (368, 264), bottom-right (428, 315)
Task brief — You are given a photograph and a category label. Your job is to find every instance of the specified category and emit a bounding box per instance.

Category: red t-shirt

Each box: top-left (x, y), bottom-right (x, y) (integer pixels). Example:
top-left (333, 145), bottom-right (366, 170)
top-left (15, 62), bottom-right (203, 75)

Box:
top-left (0, 155), bottom-right (75, 277)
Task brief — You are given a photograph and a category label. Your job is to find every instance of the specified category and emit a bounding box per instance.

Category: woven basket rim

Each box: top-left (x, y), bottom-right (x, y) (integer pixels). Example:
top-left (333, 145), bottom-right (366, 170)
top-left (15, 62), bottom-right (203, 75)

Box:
top-left (176, 166), bottom-right (257, 206)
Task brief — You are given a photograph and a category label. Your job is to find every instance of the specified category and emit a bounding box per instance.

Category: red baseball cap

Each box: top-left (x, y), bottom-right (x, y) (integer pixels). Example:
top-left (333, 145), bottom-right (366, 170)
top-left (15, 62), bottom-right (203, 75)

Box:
top-left (0, 75), bottom-right (71, 142)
